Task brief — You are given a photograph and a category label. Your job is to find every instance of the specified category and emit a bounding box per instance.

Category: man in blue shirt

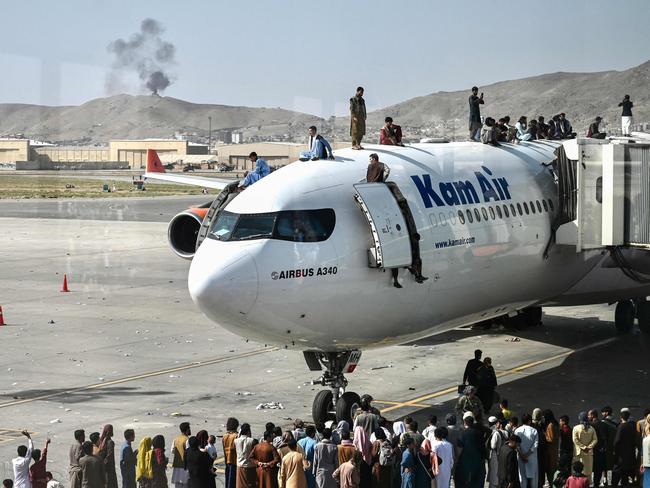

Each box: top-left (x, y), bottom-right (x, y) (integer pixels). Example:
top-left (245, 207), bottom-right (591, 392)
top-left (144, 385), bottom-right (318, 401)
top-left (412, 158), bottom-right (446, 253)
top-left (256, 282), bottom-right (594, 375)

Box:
top-left (239, 152), bottom-right (270, 189)
top-left (249, 152), bottom-right (270, 177)
top-left (301, 126), bottom-right (335, 161)
top-left (119, 429), bottom-right (137, 488)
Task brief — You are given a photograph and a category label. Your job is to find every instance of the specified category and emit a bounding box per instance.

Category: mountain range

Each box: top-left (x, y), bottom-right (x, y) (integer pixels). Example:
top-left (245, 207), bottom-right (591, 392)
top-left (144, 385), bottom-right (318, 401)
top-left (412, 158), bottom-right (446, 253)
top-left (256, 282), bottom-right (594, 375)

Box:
top-left (1, 60), bottom-right (648, 143)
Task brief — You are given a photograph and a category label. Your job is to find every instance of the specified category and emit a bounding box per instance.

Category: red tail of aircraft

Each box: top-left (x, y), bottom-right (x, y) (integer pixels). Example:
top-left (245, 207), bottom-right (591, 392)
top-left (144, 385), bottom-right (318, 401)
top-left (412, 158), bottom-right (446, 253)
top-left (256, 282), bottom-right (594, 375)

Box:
top-left (146, 149), bottom-right (165, 173)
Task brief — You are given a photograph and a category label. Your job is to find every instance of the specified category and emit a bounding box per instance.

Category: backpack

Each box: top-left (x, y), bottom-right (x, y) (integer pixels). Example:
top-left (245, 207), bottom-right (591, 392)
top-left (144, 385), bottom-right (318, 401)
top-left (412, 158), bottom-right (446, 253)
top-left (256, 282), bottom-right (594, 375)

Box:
top-left (379, 441), bottom-right (394, 466)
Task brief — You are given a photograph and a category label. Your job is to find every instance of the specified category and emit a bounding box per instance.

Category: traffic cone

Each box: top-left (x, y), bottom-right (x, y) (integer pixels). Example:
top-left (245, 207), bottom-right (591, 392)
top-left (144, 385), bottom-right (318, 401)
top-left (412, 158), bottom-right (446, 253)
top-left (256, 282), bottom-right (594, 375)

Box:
top-left (61, 274), bottom-right (70, 293)
top-left (0, 306), bottom-right (5, 326)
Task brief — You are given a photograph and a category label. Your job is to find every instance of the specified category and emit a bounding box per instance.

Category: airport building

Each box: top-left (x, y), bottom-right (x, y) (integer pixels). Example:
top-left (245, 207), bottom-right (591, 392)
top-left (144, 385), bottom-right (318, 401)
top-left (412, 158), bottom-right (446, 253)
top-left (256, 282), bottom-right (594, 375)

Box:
top-left (0, 139), bottom-right (209, 169)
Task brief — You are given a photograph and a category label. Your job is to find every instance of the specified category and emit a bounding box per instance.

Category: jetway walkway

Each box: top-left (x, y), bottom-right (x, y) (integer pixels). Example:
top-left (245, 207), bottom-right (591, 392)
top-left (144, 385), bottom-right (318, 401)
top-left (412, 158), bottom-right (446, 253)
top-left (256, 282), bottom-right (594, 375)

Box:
top-left (555, 137), bottom-right (650, 254)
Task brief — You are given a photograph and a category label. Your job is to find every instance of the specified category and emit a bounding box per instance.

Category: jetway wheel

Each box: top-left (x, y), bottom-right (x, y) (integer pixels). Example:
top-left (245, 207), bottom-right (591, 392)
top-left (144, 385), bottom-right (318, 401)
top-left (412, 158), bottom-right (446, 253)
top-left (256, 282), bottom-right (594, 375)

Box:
top-left (335, 391), bottom-right (361, 425)
top-left (614, 300), bottom-right (635, 334)
top-left (637, 301), bottom-right (650, 334)
top-left (312, 390), bottom-right (334, 426)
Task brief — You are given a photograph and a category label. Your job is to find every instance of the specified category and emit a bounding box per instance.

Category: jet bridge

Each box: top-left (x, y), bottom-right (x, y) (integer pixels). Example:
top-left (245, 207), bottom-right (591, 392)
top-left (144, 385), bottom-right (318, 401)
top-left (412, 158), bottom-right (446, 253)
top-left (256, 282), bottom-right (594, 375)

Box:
top-left (555, 137), bottom-right (650, 252)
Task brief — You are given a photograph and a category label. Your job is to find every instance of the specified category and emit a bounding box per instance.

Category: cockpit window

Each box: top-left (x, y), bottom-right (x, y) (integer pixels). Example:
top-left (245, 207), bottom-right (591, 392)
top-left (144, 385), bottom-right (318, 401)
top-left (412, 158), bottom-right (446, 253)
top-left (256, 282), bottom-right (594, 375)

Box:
top-left (208, 209), bottom-right (335, 242)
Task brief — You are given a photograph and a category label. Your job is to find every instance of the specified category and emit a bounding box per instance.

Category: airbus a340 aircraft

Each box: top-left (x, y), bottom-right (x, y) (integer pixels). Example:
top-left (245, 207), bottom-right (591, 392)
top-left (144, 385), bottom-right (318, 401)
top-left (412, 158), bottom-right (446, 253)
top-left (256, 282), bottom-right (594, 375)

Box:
top-left (145, 139), bottom-right (650, 425)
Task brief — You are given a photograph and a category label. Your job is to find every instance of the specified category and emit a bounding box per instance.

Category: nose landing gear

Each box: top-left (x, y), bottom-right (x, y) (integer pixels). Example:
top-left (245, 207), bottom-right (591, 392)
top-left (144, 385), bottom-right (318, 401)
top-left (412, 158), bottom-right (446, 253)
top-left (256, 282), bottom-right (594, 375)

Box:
top-left (304, 351), bottom-right (362, 426)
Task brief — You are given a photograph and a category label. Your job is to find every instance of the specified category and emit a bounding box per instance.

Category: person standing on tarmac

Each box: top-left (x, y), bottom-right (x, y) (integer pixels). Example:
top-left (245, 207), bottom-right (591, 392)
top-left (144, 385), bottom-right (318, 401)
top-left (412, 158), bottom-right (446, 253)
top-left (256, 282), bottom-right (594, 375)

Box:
top-left (463, 350), bottom-right (484, 387)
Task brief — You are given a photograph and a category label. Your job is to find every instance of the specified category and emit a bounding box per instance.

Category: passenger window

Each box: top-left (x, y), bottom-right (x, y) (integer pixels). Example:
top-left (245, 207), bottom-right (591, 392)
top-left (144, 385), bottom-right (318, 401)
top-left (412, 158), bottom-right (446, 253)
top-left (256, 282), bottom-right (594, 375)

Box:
top-left (439, 213), bottom-right (447, 225)
top-left (481, 208), bottom-right (488, 220)
top-left (474, 208), bottom-right (481, 222)
top-left (449, 211), bottom-right (457, 225)
top-left (503, 204), bottom-right (510, 218)
top-left (536, 200), bottom-right (542, 213)
top-left (529, 201), bottom-right (535, 214)
top-left (430, 214), bottom-right (438, 227)
top-left (523, 202), bottom-right (530, 215)
top-left (517, 203), bottom-right (523, 215)
top-left (548, 199), bottom-right (554, 211)
top-left (510, 204), bottom-right (516, 216)
top-left (466, 209), bottom-right (473, 223)
top-left (542, 199), bottom-right (548, 212)
top-left (496, 206), bottom-right (502, 219)
top-left (458, 210), bottom-right (465, 225)
top-left (489, 207), bottom-right (496, 220)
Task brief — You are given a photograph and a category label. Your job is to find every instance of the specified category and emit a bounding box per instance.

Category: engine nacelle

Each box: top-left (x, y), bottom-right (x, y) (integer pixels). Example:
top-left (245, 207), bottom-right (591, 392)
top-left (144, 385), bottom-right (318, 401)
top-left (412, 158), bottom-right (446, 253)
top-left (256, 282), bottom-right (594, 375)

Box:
top-left (168, 208), bottom-right (208, 259)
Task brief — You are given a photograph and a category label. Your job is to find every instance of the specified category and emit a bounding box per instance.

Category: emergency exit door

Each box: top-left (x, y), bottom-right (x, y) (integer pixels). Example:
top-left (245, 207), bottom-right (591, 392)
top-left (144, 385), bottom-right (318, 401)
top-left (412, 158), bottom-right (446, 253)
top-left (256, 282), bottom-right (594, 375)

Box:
top-left (353, 183), bottom-right (413, 268)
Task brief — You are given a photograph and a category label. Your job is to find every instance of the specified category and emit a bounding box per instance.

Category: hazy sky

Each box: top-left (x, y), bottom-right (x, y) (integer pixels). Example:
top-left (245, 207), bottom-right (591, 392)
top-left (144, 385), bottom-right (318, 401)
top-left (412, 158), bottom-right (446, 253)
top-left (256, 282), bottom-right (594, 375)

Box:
top-left (2, 0), bottom-right (649, 116)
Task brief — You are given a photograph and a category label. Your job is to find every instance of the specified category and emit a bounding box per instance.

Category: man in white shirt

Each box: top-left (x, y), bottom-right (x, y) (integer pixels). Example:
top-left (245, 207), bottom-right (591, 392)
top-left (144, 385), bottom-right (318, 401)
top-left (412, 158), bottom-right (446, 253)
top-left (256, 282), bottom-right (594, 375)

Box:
top-left (12, 430), bottom-right (34, 488)
top-left (514, 414), bottom-right (539, 488)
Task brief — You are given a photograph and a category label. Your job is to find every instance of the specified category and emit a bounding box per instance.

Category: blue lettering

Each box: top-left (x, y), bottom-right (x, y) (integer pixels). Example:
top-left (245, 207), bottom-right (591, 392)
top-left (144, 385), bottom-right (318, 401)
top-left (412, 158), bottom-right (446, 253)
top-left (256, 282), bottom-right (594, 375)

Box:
top-left (474, 172), bottom-right (500, 202)
top-left (411, 175), bottom-right (444, 208)
top-left (439, 182), bottom-right (460, 205)
top-left (452, 180), bottom-right (479, 204)
top-left (497, 177), bottom-right (511, 199)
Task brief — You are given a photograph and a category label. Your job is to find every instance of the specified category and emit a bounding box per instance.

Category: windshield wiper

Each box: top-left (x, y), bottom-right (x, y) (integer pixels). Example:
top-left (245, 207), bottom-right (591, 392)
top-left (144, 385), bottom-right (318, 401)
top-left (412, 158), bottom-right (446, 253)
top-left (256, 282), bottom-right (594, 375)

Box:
top-left (236, 233), bottom-right (272, 241)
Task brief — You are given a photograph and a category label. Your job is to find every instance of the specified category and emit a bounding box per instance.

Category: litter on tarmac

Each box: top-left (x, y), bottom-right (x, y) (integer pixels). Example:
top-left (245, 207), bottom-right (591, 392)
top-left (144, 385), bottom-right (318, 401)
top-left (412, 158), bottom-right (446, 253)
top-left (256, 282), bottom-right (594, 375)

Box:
top-left (256, 402), bottom-right (284, 410)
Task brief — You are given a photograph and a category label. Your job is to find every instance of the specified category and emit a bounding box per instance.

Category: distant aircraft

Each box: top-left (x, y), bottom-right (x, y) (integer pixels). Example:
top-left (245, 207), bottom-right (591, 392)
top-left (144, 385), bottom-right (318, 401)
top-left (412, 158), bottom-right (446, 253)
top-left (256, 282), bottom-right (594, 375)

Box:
top-left (145, 140), bottom-right (650, 424)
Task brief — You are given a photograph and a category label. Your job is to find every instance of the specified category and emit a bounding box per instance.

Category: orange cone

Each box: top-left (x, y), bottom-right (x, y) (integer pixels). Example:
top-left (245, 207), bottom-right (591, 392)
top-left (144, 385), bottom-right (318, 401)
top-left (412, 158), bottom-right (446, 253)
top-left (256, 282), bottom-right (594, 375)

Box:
top-left (61, 274), bottom-right (70, 293)
top-left (0, 306), bottom-right (5, 326)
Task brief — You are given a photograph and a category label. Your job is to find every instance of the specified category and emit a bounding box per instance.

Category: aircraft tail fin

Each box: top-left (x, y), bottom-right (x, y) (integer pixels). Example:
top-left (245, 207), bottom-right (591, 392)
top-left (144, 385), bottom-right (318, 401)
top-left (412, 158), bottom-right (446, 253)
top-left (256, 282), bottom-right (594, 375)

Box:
top-left (146, 149), bottom-right (165, 173)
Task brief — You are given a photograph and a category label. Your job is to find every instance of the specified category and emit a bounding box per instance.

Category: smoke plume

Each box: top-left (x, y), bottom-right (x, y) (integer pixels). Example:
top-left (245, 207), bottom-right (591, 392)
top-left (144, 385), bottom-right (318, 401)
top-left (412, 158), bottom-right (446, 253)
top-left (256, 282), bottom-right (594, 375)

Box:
top-left (107, 18), bottom-right (176, 95)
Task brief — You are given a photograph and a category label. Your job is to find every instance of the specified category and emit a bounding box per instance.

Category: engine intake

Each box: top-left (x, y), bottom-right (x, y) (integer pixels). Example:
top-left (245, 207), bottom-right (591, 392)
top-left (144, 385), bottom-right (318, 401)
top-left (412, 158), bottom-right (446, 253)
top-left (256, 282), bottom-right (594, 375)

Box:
top-left (168, 209), bottom-right (207, 259)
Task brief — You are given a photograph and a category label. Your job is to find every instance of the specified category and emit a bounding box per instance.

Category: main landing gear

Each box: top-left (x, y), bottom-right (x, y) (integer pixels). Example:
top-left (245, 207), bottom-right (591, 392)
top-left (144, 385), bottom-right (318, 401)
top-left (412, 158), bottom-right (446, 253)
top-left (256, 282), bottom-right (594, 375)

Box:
top-left (303, 351), bottom-right (363, 426)
top-left (614, 299), bottom-right (650, 334)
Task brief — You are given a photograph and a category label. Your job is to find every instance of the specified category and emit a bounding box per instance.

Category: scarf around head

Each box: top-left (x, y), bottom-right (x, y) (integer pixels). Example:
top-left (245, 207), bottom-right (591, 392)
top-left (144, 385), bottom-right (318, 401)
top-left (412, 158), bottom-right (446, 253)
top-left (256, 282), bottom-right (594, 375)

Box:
top-left (99, 424), bottom-right (113, 452)
top-left (136, 437), bottom-right (153, 480)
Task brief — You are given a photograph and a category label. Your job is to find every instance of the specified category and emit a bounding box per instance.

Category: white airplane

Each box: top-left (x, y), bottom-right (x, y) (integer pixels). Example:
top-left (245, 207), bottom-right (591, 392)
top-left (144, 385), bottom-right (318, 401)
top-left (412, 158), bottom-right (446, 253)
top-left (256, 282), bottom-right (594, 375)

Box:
top-left (144, 140), bottom-right (650, 424)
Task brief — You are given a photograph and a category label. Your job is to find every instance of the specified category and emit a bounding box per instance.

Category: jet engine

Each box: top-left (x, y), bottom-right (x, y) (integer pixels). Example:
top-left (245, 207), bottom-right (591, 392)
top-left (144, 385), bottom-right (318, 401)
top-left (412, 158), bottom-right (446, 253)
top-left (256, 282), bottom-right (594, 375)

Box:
top-left (168, 207), bottom-right (209, 259)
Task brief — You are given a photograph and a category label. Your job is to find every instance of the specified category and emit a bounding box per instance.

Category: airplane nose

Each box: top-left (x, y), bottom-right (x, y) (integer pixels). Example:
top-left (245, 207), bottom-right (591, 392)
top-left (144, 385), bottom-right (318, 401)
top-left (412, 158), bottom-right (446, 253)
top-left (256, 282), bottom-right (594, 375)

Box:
top-left (188, 241), bottom-right (259, 320)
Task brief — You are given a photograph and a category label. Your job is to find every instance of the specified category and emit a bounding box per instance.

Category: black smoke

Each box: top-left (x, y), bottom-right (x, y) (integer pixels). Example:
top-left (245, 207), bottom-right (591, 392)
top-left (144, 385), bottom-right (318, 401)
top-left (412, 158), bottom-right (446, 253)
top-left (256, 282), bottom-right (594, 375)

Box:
top-left (107, 18), bottom-right (176, 95)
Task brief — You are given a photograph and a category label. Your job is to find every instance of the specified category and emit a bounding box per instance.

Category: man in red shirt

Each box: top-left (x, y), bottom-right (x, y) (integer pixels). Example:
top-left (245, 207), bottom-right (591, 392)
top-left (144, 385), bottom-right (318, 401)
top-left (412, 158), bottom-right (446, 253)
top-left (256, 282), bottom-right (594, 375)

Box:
top-left (379, 117), bottom-right (404, 146)
top-left (29, 439), bottom-right (50, 488)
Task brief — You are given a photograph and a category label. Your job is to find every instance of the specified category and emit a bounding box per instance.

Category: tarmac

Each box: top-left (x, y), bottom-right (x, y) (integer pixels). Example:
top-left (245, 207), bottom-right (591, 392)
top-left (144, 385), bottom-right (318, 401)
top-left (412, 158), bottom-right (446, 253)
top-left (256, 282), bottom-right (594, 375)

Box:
top-left (0, 196), bottom-right (649, 484)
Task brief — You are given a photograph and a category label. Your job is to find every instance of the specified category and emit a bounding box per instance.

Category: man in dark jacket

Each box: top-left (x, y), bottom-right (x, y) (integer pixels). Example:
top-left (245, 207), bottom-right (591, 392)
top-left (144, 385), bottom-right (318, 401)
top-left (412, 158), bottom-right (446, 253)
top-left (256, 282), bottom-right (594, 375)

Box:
top-left (601, 407), bottom-right (618, 479)
top-left (589, 410), bottom-right (608, 487)
top-left (611, 409), bottom-right (639, 487)
top-left (498, 435), bottom-right (521, 488)
top-left (468, 87), bottom-right (484, 141)
top-left (119, 430), bottom-right (137, 488)
top-left (463, 350), bottom-right (483, 387)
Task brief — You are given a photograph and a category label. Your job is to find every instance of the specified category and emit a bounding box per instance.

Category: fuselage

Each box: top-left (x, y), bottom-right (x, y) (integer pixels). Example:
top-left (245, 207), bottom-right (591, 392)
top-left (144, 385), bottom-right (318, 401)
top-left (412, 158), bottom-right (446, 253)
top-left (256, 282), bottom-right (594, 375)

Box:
top-left (187, 141), bottom-right (637, 351)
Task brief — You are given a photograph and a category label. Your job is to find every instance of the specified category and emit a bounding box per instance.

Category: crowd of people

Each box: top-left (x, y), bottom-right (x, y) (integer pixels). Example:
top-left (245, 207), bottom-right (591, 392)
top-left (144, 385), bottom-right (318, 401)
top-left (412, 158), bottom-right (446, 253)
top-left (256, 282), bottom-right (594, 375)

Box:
top-left (5, 377), bottom-right (649, 488)
top-left (471, 87), bottom-right (635, 146)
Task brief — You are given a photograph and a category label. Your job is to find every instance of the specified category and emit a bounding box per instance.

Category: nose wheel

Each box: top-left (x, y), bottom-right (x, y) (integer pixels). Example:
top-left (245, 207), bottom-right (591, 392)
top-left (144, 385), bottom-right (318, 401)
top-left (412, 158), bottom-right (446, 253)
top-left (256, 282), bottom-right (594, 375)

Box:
top-left (304, 350), bottom-right (362, 426)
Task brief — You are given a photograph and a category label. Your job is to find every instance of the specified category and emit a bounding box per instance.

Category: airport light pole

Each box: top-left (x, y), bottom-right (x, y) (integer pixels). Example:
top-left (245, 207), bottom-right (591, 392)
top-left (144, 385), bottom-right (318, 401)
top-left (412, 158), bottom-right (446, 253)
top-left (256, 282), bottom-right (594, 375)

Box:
top-left (208, 116), bottom-right (212, 151)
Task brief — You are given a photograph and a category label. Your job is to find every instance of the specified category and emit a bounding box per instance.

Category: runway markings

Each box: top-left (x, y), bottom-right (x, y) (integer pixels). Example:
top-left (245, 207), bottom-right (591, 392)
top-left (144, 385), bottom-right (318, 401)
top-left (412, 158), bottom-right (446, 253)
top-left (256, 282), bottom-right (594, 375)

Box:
top-left (0, 347), bottom-right (278, 409)
top-left (378, 337), bottom-right (618, 414)
top-left (0, 429), bottom-right (36, 445)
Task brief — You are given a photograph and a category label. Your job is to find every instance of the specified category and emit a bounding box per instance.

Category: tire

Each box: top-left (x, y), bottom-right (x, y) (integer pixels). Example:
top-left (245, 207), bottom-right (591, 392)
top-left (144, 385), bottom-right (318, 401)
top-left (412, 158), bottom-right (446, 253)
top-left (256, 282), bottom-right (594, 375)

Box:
top-left (637, 301), bottom-right (650, 334)
top-left (335, 391), bottom-right (361, 425)
top-left (312, 390), bottom-right (333, 425)
top-left (614, 300), bottom-right (635, 334)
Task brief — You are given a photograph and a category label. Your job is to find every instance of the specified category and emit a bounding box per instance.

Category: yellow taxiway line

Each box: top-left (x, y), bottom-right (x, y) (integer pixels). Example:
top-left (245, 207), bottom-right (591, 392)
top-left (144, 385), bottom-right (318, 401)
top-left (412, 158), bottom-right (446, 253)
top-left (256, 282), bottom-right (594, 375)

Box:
top-left (0, 347), bottom-right (278, 409)
top-left (377, 336), bottom-right (617, 414)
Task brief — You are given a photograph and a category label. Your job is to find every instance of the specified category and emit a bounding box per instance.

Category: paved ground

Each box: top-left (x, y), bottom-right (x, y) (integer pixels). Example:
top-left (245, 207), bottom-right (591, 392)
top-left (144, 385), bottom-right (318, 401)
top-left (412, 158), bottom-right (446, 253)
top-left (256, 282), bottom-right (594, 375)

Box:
top-left (0, 197), bottom-right (648, 484)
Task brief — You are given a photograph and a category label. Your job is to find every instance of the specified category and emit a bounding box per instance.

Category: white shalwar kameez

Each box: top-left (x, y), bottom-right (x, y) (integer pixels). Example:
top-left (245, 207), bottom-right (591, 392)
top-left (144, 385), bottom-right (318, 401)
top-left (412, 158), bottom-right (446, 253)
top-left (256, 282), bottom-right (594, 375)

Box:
top-left (514, 425), bottom-right (538, 488)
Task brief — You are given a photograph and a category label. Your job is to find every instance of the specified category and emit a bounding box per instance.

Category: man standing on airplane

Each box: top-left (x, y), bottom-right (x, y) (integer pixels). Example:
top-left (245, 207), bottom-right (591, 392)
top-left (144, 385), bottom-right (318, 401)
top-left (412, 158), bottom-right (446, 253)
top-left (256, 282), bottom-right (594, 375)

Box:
top-left (469, 86), bottom-right (484, 141)
top-left (350, 87), bottom-right (367, 150)
top-left (618, 95), bottom-right (633, 136)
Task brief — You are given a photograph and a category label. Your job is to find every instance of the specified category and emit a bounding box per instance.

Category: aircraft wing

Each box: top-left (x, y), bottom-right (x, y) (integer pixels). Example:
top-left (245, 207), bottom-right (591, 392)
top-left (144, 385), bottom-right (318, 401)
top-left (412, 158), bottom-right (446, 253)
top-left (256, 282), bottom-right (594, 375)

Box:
top-left (144, 171), bottom-right (234, 190)
top-left (143, 148), bottom-right (237, 190)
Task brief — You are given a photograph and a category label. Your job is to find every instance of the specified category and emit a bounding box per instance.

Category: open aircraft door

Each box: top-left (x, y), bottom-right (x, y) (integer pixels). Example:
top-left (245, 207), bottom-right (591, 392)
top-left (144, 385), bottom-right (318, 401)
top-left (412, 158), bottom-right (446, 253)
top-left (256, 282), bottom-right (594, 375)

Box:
top-left (353, 182), bottom-right (414, 268)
